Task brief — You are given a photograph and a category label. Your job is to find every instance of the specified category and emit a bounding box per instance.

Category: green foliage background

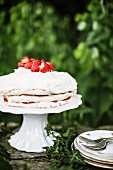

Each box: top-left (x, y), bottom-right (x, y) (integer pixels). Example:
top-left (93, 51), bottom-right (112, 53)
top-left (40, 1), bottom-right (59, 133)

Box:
top-left (0, 0), bottom-right (113, 128)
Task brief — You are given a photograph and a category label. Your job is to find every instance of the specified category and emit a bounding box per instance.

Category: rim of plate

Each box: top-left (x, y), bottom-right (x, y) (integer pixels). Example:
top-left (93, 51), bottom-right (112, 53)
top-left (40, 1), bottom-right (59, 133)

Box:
top-left (84, 157), bottom-right (113, 169)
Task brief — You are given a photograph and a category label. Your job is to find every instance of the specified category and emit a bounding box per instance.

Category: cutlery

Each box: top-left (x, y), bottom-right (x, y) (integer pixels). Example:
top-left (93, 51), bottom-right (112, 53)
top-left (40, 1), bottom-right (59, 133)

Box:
top-left (78, 136), bottom-right (113, 145)
top-left (78, 136), bottom-right (113, 150)
top-left (72, 140), bottom-right (107, 151)
top-left (82, 138), bottom-right (109, 150)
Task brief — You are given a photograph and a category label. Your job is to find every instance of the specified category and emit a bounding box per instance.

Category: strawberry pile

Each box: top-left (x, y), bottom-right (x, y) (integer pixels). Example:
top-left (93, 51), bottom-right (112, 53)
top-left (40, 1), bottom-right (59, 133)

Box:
top-left (18, 56), bottom-right (54, 73)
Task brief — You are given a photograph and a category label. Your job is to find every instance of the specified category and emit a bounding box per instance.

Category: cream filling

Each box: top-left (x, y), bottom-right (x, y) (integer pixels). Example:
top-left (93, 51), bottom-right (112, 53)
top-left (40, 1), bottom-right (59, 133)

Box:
top-left (5, 100), bottom-right (72, 108)
top-left (6, 92), bottom-right (73, 102)
top-left (3, 92), bottom-right (74, 108)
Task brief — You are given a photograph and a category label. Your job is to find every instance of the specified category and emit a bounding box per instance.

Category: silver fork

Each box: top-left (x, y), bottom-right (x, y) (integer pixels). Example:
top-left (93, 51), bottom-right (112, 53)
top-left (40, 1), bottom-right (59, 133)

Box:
top-left (82, 138), bottom-right (109, 150)
top-left (78, 136), bottom-right (113, 150)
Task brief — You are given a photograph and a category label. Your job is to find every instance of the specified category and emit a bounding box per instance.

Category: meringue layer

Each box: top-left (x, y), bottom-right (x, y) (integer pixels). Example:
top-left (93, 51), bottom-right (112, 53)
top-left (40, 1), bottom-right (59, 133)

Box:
top-left (0, 68), bottom-right (77, 95)
top-left (0, 68), bottom-right (77, 108)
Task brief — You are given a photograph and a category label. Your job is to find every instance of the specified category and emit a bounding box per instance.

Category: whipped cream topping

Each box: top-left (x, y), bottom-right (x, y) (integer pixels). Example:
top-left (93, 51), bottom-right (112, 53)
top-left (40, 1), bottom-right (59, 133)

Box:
top-left (0, 68), bottom-right (77, 95)
top-left (0, 68), bottom-right (78, 108)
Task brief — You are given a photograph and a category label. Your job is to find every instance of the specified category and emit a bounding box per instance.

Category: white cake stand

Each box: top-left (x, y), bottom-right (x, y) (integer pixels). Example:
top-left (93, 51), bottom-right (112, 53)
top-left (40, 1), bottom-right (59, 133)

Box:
top-left (0, 94), bottom-right (82, 153)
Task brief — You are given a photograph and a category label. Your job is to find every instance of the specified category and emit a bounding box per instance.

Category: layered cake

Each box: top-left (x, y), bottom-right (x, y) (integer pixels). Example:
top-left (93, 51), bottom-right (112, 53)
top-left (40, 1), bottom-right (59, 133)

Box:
top-left (0, 56), bottom-right (78, 109)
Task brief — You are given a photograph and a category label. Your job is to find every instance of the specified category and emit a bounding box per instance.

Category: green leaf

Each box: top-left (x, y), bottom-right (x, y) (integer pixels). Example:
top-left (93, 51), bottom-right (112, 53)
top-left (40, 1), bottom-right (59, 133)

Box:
top-left (0, 143), bottom-right (10, 160)
top-left (92, 21), bottom-right (99, 30)
top-left (73, 42), bottom-right (85, 59)
top-left (0, 156), bottom-right (12, 170)
top-left (77, 21), bottom-right (87, 31)
top-left (91, 47), bottom-right (99, 59)
top-left (99, 92), bottom-right (113, 115)
top-left (0, 143), bottom-right (12, 170)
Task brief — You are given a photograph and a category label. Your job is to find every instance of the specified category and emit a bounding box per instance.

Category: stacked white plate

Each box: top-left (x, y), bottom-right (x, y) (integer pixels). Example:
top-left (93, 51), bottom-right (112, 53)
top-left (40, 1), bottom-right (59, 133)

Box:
top-left (72, 130), bottom-right (113, 169)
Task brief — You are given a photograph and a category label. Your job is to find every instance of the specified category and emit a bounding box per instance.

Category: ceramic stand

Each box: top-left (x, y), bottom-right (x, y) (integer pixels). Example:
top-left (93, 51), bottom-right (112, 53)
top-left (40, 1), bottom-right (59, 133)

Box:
top-left (0, 94), bottom-right (82, 152)
top-left (8, 114), bottom-right (56, 152)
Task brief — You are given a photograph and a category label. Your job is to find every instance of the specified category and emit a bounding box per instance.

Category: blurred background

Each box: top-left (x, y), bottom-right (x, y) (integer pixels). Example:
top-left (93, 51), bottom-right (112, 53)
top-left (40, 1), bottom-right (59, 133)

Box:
top-left (0, 0), bottom-right (113, 131)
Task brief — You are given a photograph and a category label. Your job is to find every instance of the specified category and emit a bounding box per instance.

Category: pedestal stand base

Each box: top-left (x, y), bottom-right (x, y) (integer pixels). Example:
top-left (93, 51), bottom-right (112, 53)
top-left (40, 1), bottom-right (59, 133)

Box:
top-left (8, 114), bottom-right (57, 153)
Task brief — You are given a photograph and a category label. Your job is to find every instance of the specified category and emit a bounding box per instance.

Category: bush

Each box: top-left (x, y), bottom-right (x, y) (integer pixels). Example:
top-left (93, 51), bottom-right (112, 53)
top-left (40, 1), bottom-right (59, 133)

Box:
top-left (74, 0), bottom-right (113, 127)
top-left (0, 1), bottom-right (75, 75)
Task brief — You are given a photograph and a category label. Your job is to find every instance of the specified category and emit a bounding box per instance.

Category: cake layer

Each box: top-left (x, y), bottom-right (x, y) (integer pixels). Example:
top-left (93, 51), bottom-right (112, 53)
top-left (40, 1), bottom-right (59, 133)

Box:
top-left (3, 95), bottom-right (73, 108)
top-left (0, 68), bottom-right (77, 95)
top-left (0, 94), bottom-right (82, 114)
top-left (2, 89), bottom-right (50, 96)
top-left (4, 92), bottom-right (73, 103)
top-left (3, 92), bottom-right (74, 108)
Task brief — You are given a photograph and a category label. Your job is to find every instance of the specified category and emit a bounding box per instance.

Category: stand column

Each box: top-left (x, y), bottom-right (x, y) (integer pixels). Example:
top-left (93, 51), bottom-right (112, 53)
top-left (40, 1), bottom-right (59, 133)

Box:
top-left (8, 114), bottom-right (54, 152)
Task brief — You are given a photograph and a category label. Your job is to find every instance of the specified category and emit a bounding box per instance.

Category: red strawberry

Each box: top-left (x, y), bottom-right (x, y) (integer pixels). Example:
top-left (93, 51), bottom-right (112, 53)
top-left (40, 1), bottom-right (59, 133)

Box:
top-left (47, 62), bottom-right (54, 71)
top-left (22, 102), bottom-right (35, 104)
top-left (30, 58), bottom-right (37, 62)
top-left (24, 62), bottom-right (32, 69)
top-left (21, 56), bottom-right (30, 63)
top-left (31, 60), bottom-right (40, 72)
top-left (4, 97), bottom-right (8, 102)
top-left (39, 59), bottom-right (50, 73)
top-left (18, 62), bottom-right (24, 68)
top-left (52, 100), bottom-right (58, 102)
top-left (64, 96), bottom-right (71, 101)
top-left (30, 58), bottom-right (41, 63)
top-left (31, 67), bottom-right (39, 72)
